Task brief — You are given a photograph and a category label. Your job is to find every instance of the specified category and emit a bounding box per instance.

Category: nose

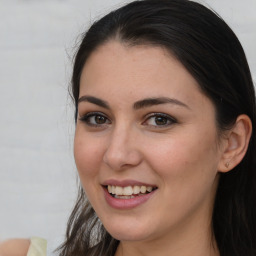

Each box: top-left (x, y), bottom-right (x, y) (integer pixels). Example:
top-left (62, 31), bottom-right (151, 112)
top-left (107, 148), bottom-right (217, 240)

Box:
top-left (103, 126), bottom-right (142, 171)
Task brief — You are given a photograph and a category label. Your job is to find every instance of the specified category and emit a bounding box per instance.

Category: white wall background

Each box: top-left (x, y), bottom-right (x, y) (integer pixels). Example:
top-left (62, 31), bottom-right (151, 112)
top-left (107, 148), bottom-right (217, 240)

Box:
top-left (0, 0), bottom-right (255, 255)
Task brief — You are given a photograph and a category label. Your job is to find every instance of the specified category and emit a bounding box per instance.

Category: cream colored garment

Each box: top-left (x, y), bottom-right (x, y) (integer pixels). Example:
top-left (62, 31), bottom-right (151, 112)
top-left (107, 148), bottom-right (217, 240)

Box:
top-left (27, 237), bottom-right (47, 256)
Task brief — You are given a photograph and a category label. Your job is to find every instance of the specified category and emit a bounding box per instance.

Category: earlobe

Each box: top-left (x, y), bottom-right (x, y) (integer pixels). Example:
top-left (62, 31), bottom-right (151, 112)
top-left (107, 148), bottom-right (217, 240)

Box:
top-left (218, 114), bottom-right (252, 173)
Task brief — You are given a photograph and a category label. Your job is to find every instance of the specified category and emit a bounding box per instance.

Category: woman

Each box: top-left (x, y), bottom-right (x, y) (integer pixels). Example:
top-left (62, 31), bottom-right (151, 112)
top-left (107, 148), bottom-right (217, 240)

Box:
top-left (59, 0), bottom-right (256, 255)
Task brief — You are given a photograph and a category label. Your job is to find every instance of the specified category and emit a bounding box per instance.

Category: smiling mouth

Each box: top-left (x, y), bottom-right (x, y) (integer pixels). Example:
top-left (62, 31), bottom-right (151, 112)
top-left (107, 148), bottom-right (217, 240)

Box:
top-left (105, 185), bottom-right (158, 199)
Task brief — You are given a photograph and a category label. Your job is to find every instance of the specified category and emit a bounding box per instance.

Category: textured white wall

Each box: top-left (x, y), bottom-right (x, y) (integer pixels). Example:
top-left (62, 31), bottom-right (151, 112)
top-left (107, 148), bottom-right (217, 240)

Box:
top-left (0, 0), bottom-right (255, 255)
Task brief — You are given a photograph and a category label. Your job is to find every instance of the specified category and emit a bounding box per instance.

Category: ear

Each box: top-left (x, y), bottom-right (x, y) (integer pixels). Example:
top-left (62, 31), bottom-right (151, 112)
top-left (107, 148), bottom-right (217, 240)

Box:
top-left (218, 114), bottom-right (252, 173)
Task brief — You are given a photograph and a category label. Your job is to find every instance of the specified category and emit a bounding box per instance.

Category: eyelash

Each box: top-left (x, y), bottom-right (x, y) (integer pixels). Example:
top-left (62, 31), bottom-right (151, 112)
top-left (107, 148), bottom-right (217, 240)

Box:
top-left (143, 113), bottom-right (177, 128)
top-left (79, 112), bottom-right (177, 128)
top-left (79, 112), bottom-right (111, 127)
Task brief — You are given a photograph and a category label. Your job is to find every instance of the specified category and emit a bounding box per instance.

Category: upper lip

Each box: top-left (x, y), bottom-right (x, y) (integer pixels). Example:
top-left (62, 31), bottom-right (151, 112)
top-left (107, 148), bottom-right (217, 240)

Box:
top-left (102, 179), bottom-right (157, 187)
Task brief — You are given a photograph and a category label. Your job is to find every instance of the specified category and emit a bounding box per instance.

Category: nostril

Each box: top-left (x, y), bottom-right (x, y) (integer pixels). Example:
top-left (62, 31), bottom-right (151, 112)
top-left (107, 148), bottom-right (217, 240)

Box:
top-left (103, 137), bottom-right (143, 170)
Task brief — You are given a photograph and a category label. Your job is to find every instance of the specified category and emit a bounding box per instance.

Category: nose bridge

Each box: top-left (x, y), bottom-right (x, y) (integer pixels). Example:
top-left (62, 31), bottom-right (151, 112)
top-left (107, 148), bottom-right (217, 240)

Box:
top-left (103, 121), bottom-right (141, 170)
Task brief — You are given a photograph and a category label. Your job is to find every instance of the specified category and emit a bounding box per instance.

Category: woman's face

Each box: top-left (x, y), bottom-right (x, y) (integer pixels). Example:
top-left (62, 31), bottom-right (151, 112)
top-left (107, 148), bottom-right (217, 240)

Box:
top-left (74, 41), bottom-right (224, 242)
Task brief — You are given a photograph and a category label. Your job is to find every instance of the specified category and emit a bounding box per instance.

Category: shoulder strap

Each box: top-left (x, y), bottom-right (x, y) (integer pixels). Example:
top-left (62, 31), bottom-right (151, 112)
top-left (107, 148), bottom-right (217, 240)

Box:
top-left (27, 237), bottom-right (47, 256)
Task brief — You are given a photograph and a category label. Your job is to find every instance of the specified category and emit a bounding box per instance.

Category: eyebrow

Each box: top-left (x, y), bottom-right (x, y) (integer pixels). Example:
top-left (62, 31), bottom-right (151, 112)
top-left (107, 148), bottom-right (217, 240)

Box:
top-left (78, 95), bottom-right (190, 110)
top-left (133, 97), bottom-right (190, 110)
top-left (78, 95), bottom-right (110, 109)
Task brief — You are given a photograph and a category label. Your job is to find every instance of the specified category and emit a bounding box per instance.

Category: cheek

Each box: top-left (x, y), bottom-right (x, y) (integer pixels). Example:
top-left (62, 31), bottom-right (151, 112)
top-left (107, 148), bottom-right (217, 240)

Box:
top-left (143, 129), bottom-right (219, 226)
top-left (145, 127), bottom-right (219, 187)
top-left (73, 132), bottom-right (106, 207)
top-left (74, 131), bottom-right (104, 179)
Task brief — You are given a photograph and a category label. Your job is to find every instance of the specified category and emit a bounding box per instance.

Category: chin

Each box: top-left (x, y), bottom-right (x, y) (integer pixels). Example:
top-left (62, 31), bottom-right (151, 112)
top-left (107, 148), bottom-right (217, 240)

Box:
top-left (103, 221), bottom-right (152, 242)
top-left (109, 231), bottom-right (149, 242)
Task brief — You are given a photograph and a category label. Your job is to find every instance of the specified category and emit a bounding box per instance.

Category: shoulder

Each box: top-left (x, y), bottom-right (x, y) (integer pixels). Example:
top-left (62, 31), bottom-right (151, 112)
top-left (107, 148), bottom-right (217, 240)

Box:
top-left (0, 239), bottom-right (30, 256)
top-left (0, 237), bottom-right (47, 256)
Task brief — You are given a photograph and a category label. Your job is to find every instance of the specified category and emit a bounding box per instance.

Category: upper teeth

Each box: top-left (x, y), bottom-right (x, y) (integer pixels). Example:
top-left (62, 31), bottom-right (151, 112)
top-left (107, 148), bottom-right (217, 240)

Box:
top-left (107, 185), bottom-right (154, 196)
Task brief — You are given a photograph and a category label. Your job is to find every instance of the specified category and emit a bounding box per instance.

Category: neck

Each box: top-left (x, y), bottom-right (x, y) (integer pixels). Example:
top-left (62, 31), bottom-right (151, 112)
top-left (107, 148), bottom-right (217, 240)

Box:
top-left (115, 227), bottom-right (219, 256)
top-left (114, 202), bottom-right (219, 256)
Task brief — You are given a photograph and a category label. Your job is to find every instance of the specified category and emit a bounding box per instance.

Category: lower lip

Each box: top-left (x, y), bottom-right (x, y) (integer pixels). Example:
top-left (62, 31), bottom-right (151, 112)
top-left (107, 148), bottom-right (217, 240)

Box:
top-left (103, 187), bottom-right (157, 210)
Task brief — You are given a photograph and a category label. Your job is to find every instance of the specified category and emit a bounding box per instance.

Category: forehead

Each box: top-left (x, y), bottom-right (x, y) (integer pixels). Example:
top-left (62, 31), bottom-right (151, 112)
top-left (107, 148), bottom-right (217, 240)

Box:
top-left (79, 40), bottom-right (211, 111)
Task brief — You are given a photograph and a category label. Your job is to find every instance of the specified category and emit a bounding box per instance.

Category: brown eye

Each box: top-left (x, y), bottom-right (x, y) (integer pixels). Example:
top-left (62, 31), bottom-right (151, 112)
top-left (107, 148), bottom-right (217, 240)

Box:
top-left (79, 112), bottom-right (111, 126)
top-left (154, 116), bottom-right (168, 125)
top-left (94, 115), bottom-right (107, 124)
top-left (143, 113), bottom-right (176, 127)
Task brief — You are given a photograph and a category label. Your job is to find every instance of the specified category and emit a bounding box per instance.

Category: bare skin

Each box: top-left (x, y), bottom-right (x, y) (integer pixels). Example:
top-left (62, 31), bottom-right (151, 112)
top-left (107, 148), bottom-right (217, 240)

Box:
top-left (76, 41), bottom-right (251, 256)
top-left (0, 239), bottom-right (30, 256)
